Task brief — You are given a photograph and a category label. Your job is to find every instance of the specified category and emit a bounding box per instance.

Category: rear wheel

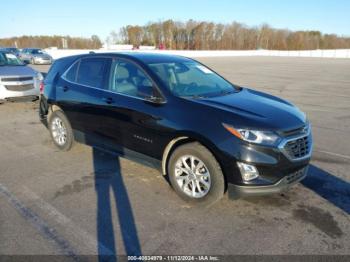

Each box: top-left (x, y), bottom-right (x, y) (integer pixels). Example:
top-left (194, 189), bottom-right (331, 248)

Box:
top-left (168, 142), bottom-right (225, 206)
top-left (49, 110), bottom-right (74, 151)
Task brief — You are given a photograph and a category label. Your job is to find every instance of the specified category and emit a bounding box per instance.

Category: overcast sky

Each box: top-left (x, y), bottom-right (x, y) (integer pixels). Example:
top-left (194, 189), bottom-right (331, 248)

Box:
top-left (1, 0), bottom-right (349, 39)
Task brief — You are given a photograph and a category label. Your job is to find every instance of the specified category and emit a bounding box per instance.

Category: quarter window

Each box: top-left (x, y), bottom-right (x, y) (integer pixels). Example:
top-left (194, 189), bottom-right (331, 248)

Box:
top-left (64, 61), bottom-right (79, 82)
top-left (109, 60), bottom-right (154, 99)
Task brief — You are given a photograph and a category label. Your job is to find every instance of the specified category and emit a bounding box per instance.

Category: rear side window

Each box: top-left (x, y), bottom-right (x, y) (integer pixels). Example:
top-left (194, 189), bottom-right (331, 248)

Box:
top-left (76, 58), bottom-right (110, 88)
top-left (46, 57), bottom-right (77, 84)
top-left (65, 61), bottom-right (79, 82)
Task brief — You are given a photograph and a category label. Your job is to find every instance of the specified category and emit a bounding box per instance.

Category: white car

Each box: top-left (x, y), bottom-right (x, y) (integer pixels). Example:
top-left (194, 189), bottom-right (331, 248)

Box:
top-left (19, 48), bottom-right (53, 65)
top-left (0, 51), bottom-right (43, 103)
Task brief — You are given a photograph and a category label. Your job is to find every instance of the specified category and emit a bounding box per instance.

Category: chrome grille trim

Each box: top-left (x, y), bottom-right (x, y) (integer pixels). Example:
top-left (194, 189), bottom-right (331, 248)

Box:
top-left (0, 76), bottom-right (33, 82)
top-left (280, 125), bottom-right (306, 137)
top-left (5, 84), bottom-right (34, 91)
top-left (278, 125), bottom-right (313, 161)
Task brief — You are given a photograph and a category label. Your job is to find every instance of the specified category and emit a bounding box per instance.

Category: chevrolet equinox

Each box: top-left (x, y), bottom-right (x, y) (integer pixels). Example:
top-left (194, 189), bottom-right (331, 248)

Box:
top-left (39, 53), bottom-right (312, 205)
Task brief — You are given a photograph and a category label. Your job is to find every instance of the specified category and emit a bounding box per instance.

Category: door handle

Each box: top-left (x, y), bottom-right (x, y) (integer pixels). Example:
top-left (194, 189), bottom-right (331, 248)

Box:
top-left (102, 97), bottom-right (114, 104)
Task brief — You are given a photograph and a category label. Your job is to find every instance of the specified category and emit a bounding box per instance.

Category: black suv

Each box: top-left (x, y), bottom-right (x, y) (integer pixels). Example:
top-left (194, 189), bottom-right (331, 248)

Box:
top-left (39, 53), bottom-right (312, 205)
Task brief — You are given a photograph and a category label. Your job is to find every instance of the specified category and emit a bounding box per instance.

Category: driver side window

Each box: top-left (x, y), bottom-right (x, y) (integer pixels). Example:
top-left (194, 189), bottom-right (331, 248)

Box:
top-left (109, 60), bottom-right (154, 99)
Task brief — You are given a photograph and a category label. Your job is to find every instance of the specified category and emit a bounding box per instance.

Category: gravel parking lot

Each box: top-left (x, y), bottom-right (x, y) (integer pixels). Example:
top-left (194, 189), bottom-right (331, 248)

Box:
top-left (1, 57), bottom-right (349, 259)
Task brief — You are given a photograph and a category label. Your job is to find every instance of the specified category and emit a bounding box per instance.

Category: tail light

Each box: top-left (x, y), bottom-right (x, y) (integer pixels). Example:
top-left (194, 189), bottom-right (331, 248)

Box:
top-left (39, 81), bottom-right (45, 94)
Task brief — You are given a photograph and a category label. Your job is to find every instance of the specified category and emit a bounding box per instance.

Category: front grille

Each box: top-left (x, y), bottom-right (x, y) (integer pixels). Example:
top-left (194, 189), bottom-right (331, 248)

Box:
top-left (284, 135), bottom-right (311, 160)
top-left (286, 167), bottom-right (307, 184)
top-left (36, 57), bottom-right (50, 61)
top-left (5, 84), bottom-right (34, 91)
top-left (1, 76), bottom-right (33, 82)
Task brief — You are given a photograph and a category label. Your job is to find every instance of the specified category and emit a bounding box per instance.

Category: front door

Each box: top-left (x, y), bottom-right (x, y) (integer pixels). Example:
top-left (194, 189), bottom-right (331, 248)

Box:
top-left (98, 58), bottom-right (170, 160)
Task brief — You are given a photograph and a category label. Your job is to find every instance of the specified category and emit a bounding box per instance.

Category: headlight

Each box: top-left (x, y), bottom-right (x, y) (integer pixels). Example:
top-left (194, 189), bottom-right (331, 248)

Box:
top-left (36, 72), bottom-right (44, 81)
top-left (223, 123), bottom-right (281, 146)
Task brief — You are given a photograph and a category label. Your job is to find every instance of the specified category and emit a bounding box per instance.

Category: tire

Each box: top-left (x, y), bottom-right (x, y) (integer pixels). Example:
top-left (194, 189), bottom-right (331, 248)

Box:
top-left (48, 110), bottom-right (74, 151)
top-left (168, 142), bottom-right (225, 206)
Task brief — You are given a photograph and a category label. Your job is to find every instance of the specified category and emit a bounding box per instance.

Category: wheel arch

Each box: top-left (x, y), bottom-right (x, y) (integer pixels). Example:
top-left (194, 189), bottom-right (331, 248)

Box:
top-left (161, 133), bottom-right (228, 186)
top-left (161, 136), bottom-right (190, 175)
top-left (48, 104), bottom-right (63, 119)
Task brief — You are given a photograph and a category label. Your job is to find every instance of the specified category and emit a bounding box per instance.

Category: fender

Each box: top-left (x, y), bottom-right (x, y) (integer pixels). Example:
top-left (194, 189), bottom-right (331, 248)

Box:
top-left (161, 136), bottom-right (189, 175)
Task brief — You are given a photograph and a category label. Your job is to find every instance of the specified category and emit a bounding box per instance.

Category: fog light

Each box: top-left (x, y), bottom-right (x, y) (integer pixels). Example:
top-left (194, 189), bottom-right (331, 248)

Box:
top-left (237, 162), bottom-right (259, 182)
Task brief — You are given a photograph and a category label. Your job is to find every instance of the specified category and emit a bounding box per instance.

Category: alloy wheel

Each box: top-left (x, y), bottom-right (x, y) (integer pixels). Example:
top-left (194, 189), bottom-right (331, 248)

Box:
top-left (51, 117), bottom-right (67, 146)
top-left (174, 155), bottom-right (211, 198)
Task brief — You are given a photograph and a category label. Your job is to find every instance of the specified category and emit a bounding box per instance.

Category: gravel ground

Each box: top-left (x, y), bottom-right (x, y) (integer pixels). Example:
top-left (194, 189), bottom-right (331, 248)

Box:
top-left (0, 57), bottom-right (349, 259)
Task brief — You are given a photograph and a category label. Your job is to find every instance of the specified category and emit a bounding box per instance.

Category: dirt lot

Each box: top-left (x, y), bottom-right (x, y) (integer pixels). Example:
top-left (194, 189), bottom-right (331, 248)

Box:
top-left (0, 57), bottom-right (349, 259)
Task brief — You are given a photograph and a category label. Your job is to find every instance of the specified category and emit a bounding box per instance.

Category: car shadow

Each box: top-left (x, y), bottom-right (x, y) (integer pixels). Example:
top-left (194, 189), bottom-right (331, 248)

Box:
top-left (93, 147), bottom-right (142, 261)
top-left (302, 164), bottom-right (350, 214)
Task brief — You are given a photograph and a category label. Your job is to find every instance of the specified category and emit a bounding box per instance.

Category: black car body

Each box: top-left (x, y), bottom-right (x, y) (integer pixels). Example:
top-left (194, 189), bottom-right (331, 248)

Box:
top-left (39, 53), bottom-right (312, 204)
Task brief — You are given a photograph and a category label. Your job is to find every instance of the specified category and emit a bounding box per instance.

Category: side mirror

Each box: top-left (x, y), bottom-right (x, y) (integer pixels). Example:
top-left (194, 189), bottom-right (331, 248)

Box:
top-left (145, 95), bottom-right (165, 104)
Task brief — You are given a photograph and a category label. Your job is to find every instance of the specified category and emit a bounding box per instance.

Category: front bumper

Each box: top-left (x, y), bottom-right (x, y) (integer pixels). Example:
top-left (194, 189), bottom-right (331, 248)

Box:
top-left (33, 58), bottom-right (52, 64)
top-left (0, 81), bottom-right (40, 100)
top-left (228, 166), bottom-right (308, 198)
top-left (218, 125), bottom-right (312, 198)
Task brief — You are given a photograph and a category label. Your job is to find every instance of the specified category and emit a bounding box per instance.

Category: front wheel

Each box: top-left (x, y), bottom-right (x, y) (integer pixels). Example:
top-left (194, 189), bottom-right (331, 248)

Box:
top-left (168, 142), bottom-right (225, 206)
top-left (48, 110), bottom-right (74, 151)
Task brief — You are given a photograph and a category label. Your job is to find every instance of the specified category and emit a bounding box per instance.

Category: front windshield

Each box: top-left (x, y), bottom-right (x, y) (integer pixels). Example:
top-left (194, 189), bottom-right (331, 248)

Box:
top-left (8, 48), bottom-right (18, 53)
top-left (0, 52), bottom-right (24, 66)
top-left (148, 61), bottom-right (238, 98)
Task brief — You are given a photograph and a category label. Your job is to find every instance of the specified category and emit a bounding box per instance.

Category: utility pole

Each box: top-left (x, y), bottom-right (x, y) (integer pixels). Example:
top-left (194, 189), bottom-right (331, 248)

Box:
top-left (61, 38), bottom-right (68, 49)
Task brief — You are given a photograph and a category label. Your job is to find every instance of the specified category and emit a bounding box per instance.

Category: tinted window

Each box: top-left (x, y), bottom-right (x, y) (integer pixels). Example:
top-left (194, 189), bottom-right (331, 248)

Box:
top-left (109, 60), bottom-right (154, 99)
top-left (31, 49), bottom-right (44, 54)
top-left (77, 58), bottom-right (110, 88)
top-left (47, 57), bottom-right (79, 84)
top-left (64, 61), bottom-right (79, 82)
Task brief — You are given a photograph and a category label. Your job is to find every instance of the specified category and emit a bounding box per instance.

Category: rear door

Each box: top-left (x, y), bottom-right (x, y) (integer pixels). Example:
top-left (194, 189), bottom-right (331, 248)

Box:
top-left (55, 56), bottom-right (112, 138)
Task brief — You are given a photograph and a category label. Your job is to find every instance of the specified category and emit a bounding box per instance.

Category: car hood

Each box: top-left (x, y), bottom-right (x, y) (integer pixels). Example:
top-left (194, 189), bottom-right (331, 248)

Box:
top-left (192, 88), bottom-right (306, 131)
top-left (0, 65), bottom-right (37, 77)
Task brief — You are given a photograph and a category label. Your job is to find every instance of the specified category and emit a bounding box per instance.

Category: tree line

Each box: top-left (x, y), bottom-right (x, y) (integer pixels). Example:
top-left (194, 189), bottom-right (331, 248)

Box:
top-left (2, 20), bottom-right (349, 50)
top-left (0, 35), bottom-right (102, 49)
top-left (115, 19), bottom-right (350, 50)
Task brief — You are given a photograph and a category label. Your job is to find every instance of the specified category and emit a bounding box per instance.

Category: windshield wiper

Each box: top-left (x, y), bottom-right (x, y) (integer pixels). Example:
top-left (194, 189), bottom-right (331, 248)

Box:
top-left (213, 90), bottom-right (234, 97)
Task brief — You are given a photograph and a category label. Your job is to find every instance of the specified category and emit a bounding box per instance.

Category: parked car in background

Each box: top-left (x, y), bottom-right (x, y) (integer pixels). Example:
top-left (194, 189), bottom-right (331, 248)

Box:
top-left (0, 47), bottom-right (20, 56)
top-left (39, 53), bottom-right (312, 205)
top-left (0, 50), bottom-right (43, 103)
top-left (19, 48), bottom-right (53, 65)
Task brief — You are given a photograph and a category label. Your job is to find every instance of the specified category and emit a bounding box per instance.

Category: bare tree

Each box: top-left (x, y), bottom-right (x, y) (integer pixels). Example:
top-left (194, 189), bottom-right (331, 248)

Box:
top-left (0, 35), bottom-right (103, 49)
